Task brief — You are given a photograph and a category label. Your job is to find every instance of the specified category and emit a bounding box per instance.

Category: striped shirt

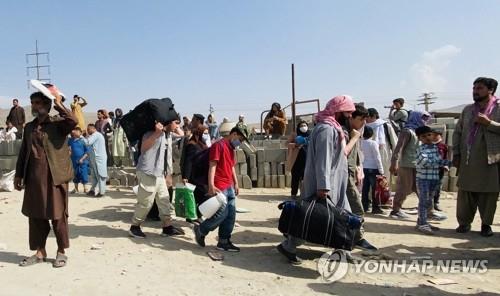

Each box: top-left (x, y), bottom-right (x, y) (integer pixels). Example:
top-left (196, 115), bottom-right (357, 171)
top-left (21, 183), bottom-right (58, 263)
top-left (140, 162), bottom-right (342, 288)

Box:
top-left (416, 143), bottom-right (450, 180)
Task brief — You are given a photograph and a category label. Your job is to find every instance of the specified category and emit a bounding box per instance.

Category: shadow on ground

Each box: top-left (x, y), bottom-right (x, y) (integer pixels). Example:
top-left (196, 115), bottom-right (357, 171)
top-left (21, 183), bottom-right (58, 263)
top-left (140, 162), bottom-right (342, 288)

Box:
top-left (308, 282), bottom-right (500, 296)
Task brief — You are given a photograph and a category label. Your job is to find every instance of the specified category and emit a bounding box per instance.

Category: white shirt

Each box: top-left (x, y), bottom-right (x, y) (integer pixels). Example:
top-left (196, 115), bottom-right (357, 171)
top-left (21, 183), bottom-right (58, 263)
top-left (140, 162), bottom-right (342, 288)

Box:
top-left (361, 138), bottom-right (384, 174)
top-left (0, 127), bottom-right (17, 142)
top-left (367, 119), bottom-right (386, 146)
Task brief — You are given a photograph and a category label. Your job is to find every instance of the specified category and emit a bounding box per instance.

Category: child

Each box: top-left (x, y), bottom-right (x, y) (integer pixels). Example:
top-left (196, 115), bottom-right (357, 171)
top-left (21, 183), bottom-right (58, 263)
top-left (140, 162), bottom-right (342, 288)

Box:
top-left (361, 126), bottom-right (385, 214)
top-left (433, 130), bottom-right (448, 211)
top-left (0, 121), bottom-right (18, 142)
top-left (68, 127), bottom-right (90, 193)
top-left (415, 126), bottom-right (451, 235)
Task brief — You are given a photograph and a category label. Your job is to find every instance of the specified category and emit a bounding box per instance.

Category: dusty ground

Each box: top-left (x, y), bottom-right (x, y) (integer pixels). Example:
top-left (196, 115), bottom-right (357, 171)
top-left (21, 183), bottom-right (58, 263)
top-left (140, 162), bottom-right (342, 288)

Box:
top-left (0, 187), bottom-right (499, 296)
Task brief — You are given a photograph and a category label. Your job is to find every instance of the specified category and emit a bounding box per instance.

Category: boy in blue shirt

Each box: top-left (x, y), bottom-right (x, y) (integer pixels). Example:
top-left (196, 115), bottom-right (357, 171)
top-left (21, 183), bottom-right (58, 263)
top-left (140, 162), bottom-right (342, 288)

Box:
top-left (68, 127), bottom-right (89, 193)
top-left (415, 126), bottom-right (451, 235)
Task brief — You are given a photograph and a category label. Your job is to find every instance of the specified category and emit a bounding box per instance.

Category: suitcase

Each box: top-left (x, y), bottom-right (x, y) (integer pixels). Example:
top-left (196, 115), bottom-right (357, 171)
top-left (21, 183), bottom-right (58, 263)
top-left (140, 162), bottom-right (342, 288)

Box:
top-left (121, 98), bottom-right (178, 143)
top-left (278, 196), bottom-right (362, 251)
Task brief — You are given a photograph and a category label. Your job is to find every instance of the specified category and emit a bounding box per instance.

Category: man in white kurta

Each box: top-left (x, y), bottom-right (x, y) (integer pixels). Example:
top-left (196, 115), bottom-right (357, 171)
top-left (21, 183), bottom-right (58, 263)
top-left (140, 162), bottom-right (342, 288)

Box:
top-left (85, 124), bottom-right (108, 197)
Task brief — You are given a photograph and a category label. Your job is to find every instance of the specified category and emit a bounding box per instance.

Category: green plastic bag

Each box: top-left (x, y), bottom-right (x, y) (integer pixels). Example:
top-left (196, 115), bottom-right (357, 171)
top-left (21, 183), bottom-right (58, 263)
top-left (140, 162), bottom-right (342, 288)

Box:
top-left (175, 187), bottom-right (198, 219)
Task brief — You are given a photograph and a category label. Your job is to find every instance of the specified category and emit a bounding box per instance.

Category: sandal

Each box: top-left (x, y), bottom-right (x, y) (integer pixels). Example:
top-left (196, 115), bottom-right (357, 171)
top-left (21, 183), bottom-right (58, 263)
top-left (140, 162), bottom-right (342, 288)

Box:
top-left (53, 253), bottom-right (68, 268)
top-left (19, 255), bottom-right (46, 267)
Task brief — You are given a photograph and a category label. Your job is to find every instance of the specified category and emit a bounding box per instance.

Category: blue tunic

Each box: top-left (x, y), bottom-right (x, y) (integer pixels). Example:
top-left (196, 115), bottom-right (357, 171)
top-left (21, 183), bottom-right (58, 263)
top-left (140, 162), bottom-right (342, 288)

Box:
top-left (68, 137), bottom-right (90, 183)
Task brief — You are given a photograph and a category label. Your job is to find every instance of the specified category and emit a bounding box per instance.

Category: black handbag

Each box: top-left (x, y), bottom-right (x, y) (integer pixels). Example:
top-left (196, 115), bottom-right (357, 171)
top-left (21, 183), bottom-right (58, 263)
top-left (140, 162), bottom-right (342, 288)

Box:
top-left (278, 196), bottom-right (362, 251)
top-left (121, 98), bottom-right (178, 143)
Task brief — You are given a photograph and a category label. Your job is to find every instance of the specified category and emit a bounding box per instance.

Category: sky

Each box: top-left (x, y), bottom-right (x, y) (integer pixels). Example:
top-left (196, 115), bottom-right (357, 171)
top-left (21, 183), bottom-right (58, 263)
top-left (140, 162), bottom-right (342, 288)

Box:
top-left (1, 0), bottom-right (500, 124)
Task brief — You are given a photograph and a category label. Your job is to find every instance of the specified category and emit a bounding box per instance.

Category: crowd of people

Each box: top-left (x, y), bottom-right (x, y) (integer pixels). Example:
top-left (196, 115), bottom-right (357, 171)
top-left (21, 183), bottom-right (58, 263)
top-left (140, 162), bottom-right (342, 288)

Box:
top-left (8, 76), bottom-right (499, 268)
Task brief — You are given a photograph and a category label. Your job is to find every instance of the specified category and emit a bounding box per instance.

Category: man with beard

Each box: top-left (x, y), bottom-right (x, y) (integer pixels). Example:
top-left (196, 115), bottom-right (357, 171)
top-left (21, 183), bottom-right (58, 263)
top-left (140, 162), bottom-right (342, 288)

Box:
top-left (453, 77), bottom-right (499, 237)
top-left (277, 95), bottom-right (355, 264)
top-left (15, 91), bottom-right (77, 268)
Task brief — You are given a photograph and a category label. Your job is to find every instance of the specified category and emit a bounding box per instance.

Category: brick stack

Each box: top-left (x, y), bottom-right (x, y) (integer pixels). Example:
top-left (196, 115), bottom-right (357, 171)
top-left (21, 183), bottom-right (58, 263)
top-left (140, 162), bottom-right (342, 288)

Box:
top-left (256, 147), bottom-right (289, 189)
top-left (0, 140), bottom-right (22, 173)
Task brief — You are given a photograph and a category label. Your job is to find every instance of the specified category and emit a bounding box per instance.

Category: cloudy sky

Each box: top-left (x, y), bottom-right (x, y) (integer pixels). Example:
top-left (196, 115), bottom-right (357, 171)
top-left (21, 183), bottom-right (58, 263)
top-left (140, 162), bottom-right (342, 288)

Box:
top-left (1, 1), bottom-right (499, 123)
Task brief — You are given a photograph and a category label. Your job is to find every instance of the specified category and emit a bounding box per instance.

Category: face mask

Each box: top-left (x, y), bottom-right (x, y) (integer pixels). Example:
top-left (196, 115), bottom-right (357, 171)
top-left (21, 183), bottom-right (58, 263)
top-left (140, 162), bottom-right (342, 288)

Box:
top-left (299, 126), bottom-right (308, 133)
top-left (202, 133), bottom-right (210, 142)
top-left (231, 139), bottom-right (241, 149)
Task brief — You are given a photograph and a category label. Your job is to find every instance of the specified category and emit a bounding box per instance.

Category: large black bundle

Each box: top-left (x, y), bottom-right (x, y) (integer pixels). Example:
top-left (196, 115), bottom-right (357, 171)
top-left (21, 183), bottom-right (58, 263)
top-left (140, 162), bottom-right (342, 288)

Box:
top-left (121, 98), bottom-right (178, 142)
top-left (278, 197), bottom-right (362, 251)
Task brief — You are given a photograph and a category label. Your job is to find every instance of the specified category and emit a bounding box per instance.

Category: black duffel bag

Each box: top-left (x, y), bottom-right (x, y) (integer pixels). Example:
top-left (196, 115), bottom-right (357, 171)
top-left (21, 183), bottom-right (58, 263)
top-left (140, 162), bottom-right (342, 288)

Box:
top-left (121, 98), bottom-right (178, 143)
top-left (278, 196), bottom-right (362, 251)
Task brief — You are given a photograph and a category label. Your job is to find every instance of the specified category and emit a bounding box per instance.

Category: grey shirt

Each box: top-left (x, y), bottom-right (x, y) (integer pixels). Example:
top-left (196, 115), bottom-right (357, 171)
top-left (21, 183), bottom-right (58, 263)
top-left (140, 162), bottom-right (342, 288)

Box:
top-left (391, 128), bottom-right (418, 168)
top-left (136, 131), bottom-right (166, 177)
top-left (390, 109), bottom-right (409, 124)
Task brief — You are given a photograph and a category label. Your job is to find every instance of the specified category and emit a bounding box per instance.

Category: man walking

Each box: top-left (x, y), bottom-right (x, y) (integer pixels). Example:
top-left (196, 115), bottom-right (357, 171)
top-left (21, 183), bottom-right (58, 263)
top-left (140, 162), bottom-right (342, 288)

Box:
top-left (342, 104), bottom-right (377, 250)
top-left (129, 120), bottom-right (185, 238)
top-left (453, 77), bottom-right (499, 237)
top-left (193, 127), bottom-right (249, 252)
top-left (15, 91), bottom-right (77, 268)
top-left (277, 95), bottom-right (355, 264)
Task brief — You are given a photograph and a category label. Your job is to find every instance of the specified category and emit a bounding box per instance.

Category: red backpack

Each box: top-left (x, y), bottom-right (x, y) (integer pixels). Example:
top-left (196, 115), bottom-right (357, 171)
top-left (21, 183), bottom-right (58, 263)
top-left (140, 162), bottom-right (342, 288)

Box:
top-left (375, 175), bottom-right (392, 205)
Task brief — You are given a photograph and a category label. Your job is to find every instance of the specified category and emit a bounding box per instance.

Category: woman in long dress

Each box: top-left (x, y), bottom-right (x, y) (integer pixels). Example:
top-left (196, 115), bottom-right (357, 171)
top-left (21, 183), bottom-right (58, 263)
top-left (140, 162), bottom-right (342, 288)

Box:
top-left (112, 108), bottom-right (128, 167)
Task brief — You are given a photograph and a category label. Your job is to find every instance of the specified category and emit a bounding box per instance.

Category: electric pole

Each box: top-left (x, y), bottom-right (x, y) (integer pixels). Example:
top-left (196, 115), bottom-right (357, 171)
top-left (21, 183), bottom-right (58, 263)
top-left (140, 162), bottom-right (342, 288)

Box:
top-left (291, 63), bottom-right (296, 129)
top-left (26, 40), bottom-right (51, 88)
top-left (418, 92), bottom-right (437, 112)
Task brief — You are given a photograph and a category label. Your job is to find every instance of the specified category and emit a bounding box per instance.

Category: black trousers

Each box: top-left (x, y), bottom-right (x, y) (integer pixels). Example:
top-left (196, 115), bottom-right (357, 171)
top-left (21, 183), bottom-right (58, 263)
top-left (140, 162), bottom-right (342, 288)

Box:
top-left (291, 151), bottom-right (306, 196)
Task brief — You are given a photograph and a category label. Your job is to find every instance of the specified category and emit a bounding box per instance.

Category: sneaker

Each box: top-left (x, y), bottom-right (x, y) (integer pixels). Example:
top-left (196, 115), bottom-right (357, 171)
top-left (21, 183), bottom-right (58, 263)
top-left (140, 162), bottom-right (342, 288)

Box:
top-left (417, 224), bottom-right (434, 235)
top-left (456, 224), bottom-right (471, 233)
top-left (86, 190), bottom-right (95, 196)
top-left (428, 212), bottom-right (447, 221)
top-left (480, 225), bottom-right (494, 237)
top-left (161, 225), bottom-right (185, 237)
top-left (129, 225), bottom-right (146, 238)
top-left (277, 244), bottom-right (302, 265)
top-left (70, 189), bottom-right (78, 194)
top-left (371, 207), bottom-right (385, 215)
top-left (193, 224), bottom-right (206, 247)
top-left (355, 239), bottom-right (378, 251)
top-left (415, 224), bottom-right (440, 231)
top-left (390, 210), bottom-right (409, 220)
top-left (434, 203), bottom-right (443, 211)
top-left (95, 194), bottom-right (104, 198)
top-left (217, 240), bottom-right (241, 252)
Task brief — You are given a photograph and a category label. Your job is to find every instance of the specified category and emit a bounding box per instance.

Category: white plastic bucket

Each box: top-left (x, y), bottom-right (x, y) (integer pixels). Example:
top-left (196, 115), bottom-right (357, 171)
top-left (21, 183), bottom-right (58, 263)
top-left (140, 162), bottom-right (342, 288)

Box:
top-left (199, 192), bottom-right (227, 219)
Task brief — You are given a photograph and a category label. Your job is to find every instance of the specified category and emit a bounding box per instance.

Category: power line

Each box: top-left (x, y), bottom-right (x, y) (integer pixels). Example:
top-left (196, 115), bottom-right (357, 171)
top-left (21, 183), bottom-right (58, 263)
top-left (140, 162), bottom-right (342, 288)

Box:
top-left (417, 92), bottom-right (438, 112)
top-left (26, 40), bottom-right (50, 88)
